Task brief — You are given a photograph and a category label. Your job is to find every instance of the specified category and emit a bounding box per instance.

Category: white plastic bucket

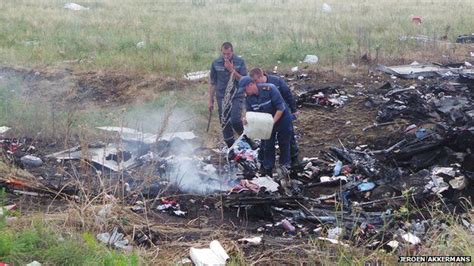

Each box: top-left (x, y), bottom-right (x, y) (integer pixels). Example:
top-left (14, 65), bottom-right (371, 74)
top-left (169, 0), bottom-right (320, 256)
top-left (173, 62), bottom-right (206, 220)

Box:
top-left (245, 112), bottom-right (274, 140)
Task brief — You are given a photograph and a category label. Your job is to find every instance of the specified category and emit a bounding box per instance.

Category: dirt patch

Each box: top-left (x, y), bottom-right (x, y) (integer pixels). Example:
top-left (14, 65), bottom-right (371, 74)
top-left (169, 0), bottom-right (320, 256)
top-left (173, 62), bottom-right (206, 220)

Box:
top-left (0, 66), bottom-right (194, 109)
top-left (288, 70), bottom-right (415, 157)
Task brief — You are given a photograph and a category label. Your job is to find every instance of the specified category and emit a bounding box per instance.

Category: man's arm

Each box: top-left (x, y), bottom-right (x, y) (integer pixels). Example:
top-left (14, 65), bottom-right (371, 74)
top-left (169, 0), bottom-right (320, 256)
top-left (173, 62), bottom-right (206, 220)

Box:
top-left (225, 58), bottom-right (247, 80)
top-left (273, 110), bottom-right (283, 124)
top-left (278, 77), bottom-right (297, 113)
top-left (208, 62), bottom-right (217, 112)
top-left (234, 58), bottom-right (247, 80)
top-left (270, 87), bottom-right (286, 124)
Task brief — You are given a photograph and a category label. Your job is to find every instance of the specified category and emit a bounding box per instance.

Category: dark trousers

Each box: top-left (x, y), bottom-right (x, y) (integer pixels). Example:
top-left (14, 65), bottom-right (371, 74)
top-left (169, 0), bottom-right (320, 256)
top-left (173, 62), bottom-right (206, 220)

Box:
top-left (258, 127), bottom-right (299, 165)
top-left (262, 118), bottom-right (294, 171)
top-left (217, 96), bottom-right (244, 147)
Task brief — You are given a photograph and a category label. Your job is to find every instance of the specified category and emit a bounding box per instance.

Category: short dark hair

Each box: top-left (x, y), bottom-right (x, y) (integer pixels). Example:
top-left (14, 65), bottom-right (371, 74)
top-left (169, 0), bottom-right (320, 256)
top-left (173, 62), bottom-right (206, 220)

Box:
top-left (221, 42), bottom-right (233, 51)
top-left (249, 67), bottom-right (265, 77)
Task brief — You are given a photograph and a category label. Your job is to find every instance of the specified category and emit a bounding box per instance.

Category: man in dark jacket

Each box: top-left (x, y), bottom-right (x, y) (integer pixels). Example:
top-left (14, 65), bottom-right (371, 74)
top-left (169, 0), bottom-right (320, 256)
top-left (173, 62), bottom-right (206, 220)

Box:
top-left (239, 76), bottom-right (294, 176)
top-left (209, 42), bottom-right (247, 147)
top-left (249, 68), bottom-right (299, 167)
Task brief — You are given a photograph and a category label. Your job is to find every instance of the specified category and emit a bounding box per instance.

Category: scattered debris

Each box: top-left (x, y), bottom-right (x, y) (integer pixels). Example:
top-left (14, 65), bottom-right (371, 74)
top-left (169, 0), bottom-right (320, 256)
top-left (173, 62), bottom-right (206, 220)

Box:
top-left (318, 237), bottom-right (350, 247)
top-left (0, 204), bottom-right (16, 216)
top-left (189, 240), bottom-right (229, 266)
top-left (20, 155), bottom-right (43, 168)
top-left (411, 16), bottom-right (422, 25)
top-left (0, 126), bottom-right (10, 135)
top-left (401, 233), bottom-right (421, 245)
top-left (321, 3), bottom-right (332, 13)
top-left (237, 236), bottom-right (262, 246)
top-left (387, 240), bottom-right (399, 250)
top-left (378, 63), bottom-right (450, 79)
top-left (136, 41), bottom-right (145, 49)
top-left (184, 70), bottom-right (210, 81)
top-left (296, 86), bottom-right (350, 108)
top-left (64, 3), bottom-right (88, 11)
top-left (456, 34), bottom-right (474, 43)
top-left (97, 227), bottom-right (132, 251)
top-left (303, 55), bottom-right (319, 64)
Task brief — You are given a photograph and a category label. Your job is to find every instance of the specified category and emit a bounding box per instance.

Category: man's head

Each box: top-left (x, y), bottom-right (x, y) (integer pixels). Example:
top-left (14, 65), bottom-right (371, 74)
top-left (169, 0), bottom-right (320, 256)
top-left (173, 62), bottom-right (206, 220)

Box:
top-left (221, 42), bottom-right (234, 60)
top-left (250, 68), bottom-right (266, 83)
top-left (239, 76), bottom-right (258, 96)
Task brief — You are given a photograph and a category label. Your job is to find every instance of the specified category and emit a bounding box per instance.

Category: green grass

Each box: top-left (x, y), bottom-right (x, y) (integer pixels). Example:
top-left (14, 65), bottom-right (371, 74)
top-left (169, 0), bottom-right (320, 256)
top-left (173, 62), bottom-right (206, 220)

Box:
top-left (1, 0), bottom-right (473, 75)
top-left (0, 188), bottom-right (141, 265)
top-left (0, 222), bottom-right (141, 265)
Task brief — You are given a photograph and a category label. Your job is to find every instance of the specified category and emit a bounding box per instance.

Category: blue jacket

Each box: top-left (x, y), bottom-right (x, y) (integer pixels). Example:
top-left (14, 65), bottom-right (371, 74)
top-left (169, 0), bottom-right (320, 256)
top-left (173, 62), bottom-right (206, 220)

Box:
top-left (264, 74), bottom-right (297, 113)
top-left (245, 83), bottom-right (292, 126)
top-left (210, 55), bottom-right (247, 99)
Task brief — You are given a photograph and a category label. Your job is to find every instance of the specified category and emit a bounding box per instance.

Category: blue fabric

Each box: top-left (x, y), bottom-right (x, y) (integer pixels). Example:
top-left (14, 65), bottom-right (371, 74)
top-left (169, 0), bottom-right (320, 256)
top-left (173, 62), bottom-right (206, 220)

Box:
top-left (265, 74), bottom-right (297, 113)
top-left (210, 55), bottom-right (247, 99)
top-left (262, 118), bottom-right (293, 169)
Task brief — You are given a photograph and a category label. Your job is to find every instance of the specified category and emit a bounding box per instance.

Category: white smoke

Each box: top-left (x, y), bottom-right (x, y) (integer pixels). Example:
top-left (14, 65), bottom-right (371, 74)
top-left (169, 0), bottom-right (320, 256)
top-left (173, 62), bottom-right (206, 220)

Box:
top-left (166, 139), bottom-right (230, 194)
top-left (125, 106), bottom-right (230, 194)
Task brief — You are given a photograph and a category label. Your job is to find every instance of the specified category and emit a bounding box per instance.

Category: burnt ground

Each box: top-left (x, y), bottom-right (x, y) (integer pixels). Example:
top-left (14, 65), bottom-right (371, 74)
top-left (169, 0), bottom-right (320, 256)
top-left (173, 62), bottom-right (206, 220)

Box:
top-left (292, 70), bottom-right (416, 157)
top-left (0, 66), bottom-right (193, 109)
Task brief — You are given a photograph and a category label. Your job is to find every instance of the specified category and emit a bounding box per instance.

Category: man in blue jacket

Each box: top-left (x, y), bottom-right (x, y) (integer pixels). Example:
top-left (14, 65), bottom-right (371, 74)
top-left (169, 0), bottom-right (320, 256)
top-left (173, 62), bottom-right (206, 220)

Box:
top-left (239, 76), bottom-right (294, 176)
top-left (209, 42), bottom-right (248, 147)
top-left (249, 68), bottom-right (299, 167)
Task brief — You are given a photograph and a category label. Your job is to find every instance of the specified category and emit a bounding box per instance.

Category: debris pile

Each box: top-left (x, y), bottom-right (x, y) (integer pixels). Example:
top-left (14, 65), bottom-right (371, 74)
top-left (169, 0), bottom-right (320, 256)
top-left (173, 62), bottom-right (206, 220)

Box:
top-left (295, 86), bottom-right (351, 108)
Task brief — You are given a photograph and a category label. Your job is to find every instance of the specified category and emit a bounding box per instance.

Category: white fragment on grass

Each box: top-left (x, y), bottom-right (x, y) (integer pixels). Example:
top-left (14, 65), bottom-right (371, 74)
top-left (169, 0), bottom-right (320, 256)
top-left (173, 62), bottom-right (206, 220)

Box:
top-left (173, 210), bottom-right (187, 217)
top-left (303, 55), bottom-right (319, 64)
top-left (387, 240), bottom-right (399, 249)
top-left (64, 3), bottom-right (89, 11)
top-left (26, 261), bottom-right (42, 266)
top-left (184, 70), bottom-right (210, 81)
top-left (190, 240), bottom-right (229, 266)
top-left (291, 66), bottom-right (299, 72)
top-left (136, 41), bottom-right (146, 49)
top-left (318, 237), bottom-right (349, 247)
top-left (0, 126), bottom-right (11, 135)
top-left (321, 3), bottom-right (332, 13)
top-left (327, 227), bottom-right (343, 240)
top-left (402, 233), bottom-right (421, 245)
top-left (237, 236), bottom-right (262, 246)
top-left (97, 228), bottom-right (132, 251)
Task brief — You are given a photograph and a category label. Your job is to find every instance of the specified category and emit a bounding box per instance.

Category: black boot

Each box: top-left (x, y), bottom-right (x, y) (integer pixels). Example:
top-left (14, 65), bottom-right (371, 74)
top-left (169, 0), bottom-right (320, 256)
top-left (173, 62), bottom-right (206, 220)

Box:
top-left (259, 167), bottom-right (273, 177)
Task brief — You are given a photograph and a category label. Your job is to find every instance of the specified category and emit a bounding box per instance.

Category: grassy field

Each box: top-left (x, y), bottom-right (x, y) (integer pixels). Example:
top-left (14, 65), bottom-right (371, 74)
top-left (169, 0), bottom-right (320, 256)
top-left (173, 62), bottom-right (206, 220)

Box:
top-left (1, 0), bottom-right (473, 75)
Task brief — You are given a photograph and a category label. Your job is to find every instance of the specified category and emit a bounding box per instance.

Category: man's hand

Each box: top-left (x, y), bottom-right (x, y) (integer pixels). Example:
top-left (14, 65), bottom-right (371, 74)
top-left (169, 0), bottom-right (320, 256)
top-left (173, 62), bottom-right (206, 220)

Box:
top-left (208, 98), bottom-right (214, 112)
top-left (242, 116), bottom-right (248, 125)
top-left (224, 59), bottom-right (234, 72)
top-left (273, 110), bottom-right (283, 124)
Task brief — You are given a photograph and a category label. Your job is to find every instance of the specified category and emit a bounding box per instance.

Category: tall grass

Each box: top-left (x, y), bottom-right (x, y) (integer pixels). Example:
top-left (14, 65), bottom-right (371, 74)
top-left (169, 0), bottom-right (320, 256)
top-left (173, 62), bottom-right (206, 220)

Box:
top-left (1, 0), bottom-right (473, 75)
